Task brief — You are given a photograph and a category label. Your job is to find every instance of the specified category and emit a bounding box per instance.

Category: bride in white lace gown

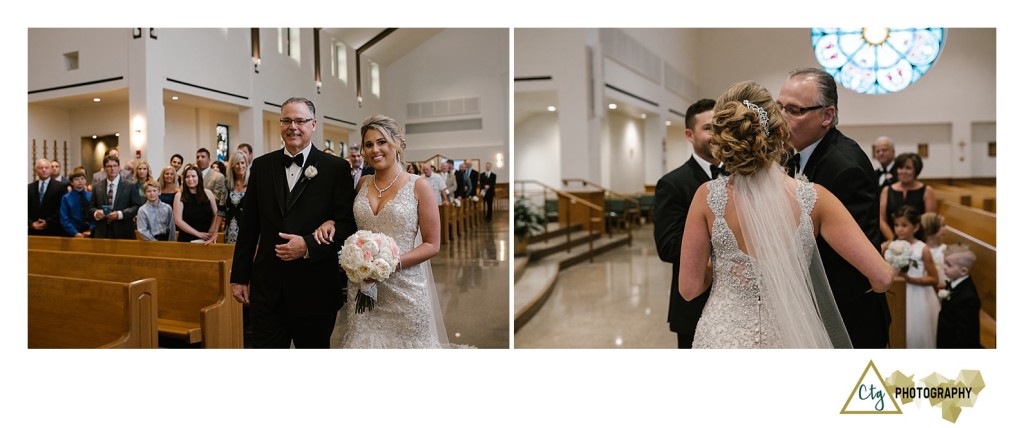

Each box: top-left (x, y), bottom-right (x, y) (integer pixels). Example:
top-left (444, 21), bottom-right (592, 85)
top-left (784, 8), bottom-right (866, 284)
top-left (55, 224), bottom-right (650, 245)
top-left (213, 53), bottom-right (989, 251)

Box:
top-left (677, 81), bottom-right (894, 348)
top-left (317, 115), bottom-right (448, 348)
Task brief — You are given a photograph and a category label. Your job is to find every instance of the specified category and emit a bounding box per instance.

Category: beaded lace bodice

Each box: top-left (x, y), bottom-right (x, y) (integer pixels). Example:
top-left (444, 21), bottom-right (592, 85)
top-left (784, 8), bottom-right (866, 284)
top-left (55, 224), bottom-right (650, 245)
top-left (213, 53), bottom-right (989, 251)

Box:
top-left (692, 177), bottom-right (817, 348)
top-left (341, 175), bottom-right (441, 348)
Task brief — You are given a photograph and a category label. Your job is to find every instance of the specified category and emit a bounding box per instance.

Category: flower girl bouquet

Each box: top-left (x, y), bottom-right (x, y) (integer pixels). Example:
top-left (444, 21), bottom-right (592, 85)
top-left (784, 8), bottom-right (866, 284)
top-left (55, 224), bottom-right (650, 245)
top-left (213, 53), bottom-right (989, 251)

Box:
top-left (884, 240), bottom-right (917, 272)
top-left (339, 230), bottom-right (401, 313)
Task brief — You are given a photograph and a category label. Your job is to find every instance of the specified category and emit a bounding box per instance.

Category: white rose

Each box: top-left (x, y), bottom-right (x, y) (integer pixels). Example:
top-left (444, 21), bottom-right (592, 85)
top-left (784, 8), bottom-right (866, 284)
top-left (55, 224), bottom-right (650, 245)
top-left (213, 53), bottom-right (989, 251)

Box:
top-left (304, 165), bottom-right (318, 179)
top-left (937, 289), bottom-right (951, 300)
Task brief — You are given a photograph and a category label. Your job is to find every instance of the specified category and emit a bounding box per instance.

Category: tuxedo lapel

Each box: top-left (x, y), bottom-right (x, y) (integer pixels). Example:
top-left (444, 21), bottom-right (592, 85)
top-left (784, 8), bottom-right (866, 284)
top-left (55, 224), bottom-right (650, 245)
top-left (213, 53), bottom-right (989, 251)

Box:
top-left (286, 147), bottom-right (320, 214)
top-left (801, 128), bottom-right (838, 180)
top-left (687, 157), bottom-right (712, 183)
top-left (271, 150), bottom-right (287, 217)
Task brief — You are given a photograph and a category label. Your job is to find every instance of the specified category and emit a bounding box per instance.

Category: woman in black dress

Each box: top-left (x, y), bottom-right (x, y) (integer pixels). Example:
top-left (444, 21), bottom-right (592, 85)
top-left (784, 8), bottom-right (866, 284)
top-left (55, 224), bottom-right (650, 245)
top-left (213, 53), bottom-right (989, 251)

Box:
top-left (174, 164), bottom-right (219, 244)
top-left (880, 152), bottom-right (936, 242)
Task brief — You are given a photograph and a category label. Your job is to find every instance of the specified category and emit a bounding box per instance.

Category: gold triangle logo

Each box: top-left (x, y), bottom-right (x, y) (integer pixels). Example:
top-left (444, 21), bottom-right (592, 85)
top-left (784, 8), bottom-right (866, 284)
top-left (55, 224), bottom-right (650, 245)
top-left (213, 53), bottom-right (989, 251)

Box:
top-left (841, 360), bottom-right (902, 414)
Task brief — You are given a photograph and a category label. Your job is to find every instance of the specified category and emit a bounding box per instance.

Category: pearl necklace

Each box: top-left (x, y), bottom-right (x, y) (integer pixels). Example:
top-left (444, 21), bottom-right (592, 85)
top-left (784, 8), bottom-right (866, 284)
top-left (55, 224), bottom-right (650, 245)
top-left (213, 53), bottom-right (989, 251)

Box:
top-left (372, 172), bottom-right (402, 198)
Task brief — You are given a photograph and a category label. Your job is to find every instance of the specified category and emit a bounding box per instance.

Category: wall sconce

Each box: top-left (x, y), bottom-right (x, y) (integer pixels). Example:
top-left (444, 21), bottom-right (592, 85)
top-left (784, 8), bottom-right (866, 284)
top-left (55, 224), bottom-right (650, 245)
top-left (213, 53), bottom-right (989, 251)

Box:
top-left (495, 153), bottom-right (504, 168)
top-left (357, 95), bottom-right (363, 108)
top-left (253, 57), bottom-right (261, 74)
top-left (316, 80), bottom-right (322, 94)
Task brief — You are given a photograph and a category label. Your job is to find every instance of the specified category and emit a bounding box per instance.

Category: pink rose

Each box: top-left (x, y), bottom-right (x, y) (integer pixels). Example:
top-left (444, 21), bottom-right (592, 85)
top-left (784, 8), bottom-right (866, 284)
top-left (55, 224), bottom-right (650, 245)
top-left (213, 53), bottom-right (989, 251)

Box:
top-left (364, 250), bottom-right (373, 261)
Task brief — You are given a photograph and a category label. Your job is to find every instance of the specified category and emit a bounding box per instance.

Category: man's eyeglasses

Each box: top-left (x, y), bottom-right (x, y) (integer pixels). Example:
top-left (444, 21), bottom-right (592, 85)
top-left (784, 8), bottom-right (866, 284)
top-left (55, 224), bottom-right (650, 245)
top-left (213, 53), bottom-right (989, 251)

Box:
top-left (778, 103), bottom-right (826, 116)
top-left (280, 117), bottom-right (314, 126)
top-left (104, 164), bottom-right (119, 169)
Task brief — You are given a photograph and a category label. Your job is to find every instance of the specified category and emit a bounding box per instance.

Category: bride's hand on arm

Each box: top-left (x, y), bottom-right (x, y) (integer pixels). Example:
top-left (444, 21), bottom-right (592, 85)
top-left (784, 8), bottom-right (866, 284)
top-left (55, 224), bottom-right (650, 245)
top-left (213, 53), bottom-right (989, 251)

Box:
top-left (679, 184), bottom-right (712, 301)
top-left (315, 220), bottom-right (335, 245)
top-left (815, 184), bottom-right (894, 293)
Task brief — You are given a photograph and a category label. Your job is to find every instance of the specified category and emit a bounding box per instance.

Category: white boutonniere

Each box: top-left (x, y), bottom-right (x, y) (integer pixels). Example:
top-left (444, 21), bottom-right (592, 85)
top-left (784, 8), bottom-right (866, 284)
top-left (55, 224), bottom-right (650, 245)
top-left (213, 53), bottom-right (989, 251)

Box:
top-left (304, 165), bottom-right (318, 179)
top-left (937, 289), bottom-right (951, 300)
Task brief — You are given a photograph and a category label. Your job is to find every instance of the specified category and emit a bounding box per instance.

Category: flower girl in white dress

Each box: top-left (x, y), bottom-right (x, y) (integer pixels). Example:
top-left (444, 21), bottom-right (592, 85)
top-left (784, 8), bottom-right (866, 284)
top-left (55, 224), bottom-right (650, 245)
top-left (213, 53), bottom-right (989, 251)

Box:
top-left (882, 206), bottom-right (939, 348)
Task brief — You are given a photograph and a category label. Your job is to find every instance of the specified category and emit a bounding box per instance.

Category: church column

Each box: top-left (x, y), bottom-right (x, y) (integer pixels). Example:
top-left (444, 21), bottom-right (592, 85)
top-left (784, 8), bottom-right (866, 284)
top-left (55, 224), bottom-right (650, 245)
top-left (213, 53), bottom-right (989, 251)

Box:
top-left (127, 28), bottom-right (166, 168)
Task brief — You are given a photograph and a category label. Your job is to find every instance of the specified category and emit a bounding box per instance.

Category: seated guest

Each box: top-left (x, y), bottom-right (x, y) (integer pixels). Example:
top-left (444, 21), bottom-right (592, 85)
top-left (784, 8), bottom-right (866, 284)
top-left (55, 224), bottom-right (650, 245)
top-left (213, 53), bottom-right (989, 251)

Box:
top-left (880, 152), bottom-right (936, 242)
top-left (174, 164), bottom-right (219, 245)
top-left (59, 167), bottom-right (93, 238)
top-left (137, 180), bottom-right (176, 241)
top-left (89, 155), bottom-right (144, 239)
top-left (158, 166), bottom-right (179, 205)
top-left (29, 158), bottom-right (67, 236)
top-left (936, 244), bottom-right (983, 348)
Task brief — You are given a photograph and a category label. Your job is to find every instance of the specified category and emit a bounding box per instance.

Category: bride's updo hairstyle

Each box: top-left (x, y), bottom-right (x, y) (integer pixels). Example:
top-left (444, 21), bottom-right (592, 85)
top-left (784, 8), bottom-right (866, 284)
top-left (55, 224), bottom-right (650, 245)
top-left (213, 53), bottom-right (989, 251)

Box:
top-left (361, 114), bottom-right (407, 167)
top-left (710, 80), bottom-right (791, 176)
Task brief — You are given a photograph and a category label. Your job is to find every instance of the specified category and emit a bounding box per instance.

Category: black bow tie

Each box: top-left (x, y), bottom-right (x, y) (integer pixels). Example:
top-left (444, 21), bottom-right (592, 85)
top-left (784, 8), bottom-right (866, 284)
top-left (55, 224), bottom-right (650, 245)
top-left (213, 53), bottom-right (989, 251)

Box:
top-left (284, 153), bottom-right (304, 168)
top-left (786, 152), bottom-right (801, 177)
top-left (710, 165), bottom-right (723, 179)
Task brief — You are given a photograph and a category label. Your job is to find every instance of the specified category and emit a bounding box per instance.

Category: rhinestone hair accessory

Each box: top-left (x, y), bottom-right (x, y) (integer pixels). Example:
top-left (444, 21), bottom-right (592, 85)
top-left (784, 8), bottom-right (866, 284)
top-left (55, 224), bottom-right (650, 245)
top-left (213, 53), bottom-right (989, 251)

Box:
top-left (742, 100), bottom-right (770, 138)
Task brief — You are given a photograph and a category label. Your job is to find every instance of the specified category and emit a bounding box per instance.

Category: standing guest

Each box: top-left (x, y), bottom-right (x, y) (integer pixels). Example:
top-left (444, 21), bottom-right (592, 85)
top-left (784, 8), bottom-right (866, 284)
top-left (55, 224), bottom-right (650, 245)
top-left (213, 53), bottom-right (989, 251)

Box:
top-left (882, 206), bottom-right (939, 348)
top-left (879, 152), bottom-right (936, 242)
top-left (479, 161), bottom-right (497, 221)
top-left (454, 162), bottom-right (467, 198)
top-left (654, 98), bottom-right (719, 349)
top-left (778, 67), bottom-right (889, 348)
top-left (406, 162), bottom-right (421, 175)
top-left (59, 167), bottom-right (93, 238)
top-left (439, 160), bottom-right (457, 200)
top-left (323, 148), bottom-right (336, 156)
top-left (422, 164), bottom-right (449, 206)
top-left (158, 166), bottom-right (179, 205)
top-left (348, 142), bottom-right (374, 188)
top-left (462, 160), bottom-right (479, 198)
top-left (936, 244), bottom-right (982, 349)
top-left (236, 143), bottom-right (254, 167)
top-left (89, 155), bottom-right (144, 239)
top-left (174, 164), bottom-right (219, 245)
top-left (50, 160), bottom-right (66, 183)
top-left (230, 97), bottom-right (355, 349)
top-left (133, 160), bottom-right (154, 189)
top-left (122, 159), bottom-right (138, 183)
top-left (29, 158), bottom-right (67, 236)
top-left (212, 160), bottom-right (227, 176)
top-left (197, 148), bottom-right (227, 219)
top-left (136, 180), bottom-right (176, 241)
top-left (93, 148), bottom-right (131, 185)
top-left (170, 153), bottom-right (184, 187)
top-left (873, 136), bottom-right (897, 189)
top-left (224, 151), bottom-right (249, 244)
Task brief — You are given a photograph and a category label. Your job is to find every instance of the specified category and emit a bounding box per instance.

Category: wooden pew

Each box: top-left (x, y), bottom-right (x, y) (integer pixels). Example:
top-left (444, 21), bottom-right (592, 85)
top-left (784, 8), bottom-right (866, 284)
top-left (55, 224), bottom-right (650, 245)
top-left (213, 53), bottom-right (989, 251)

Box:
top-left (28, 249), bottom-right (242, 348)
top-left (886, 278), bottom-right (907, 349)
top-left (958, 184), bottom-right (996, 213)
top-left (29, 236), bottom-right (235, 262)
top-left (29, 275), bottom-right (158, 348)
top-left (942, 225), bottom-right (996, 348)
top-left (938, 202), bottom-right (995, 247)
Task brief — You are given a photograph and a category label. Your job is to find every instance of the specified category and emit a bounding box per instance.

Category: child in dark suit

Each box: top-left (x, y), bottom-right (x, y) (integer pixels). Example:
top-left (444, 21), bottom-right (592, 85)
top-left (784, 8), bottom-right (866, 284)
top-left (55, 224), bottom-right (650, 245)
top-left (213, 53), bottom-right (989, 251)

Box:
top-left (936, 244), bottom-right (982, 348)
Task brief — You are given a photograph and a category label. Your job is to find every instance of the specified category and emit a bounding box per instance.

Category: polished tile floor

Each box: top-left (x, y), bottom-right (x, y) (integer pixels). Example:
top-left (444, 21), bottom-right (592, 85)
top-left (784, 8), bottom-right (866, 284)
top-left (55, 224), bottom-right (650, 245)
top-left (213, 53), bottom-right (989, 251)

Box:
top-left (331, 210), bottom-right (510, 349)
top-left (514, 223), bottom-right (676, 348)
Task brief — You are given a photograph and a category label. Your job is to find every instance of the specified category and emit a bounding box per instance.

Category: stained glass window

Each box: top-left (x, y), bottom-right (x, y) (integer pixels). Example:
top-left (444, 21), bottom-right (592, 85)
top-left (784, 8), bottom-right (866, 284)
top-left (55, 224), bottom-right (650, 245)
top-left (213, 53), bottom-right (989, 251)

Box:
top-left (811, 28), bottom-right (946, 95)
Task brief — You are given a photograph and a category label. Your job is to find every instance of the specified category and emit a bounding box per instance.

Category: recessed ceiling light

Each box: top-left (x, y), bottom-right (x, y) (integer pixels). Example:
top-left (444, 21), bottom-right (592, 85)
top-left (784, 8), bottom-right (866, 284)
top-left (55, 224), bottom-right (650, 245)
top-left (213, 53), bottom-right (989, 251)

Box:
top-left (608, 103), bottom-right (617, 110)
top-left (115, 133), bottom-right (120, 137)
top-left (93, 98), bottom-right (101, 102)
top-left (665, 121), bottom-right (672, 126)
top-left (546, 105), bottom-right (556, 112)
top-left (172, 96), bottom-right (179, 100)
top-left (641, 113), bottom-right (647, 119)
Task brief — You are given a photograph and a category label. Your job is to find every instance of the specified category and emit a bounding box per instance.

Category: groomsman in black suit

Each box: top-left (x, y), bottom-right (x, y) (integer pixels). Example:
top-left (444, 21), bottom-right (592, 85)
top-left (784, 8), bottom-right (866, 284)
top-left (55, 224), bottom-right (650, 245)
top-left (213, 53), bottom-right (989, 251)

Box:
top-left (88, 155), bottom-right (144, 239)
top-left (28, 158), bottom-right (67, 236)
top-left (779, 68), bottom-right (889, 348)
top-left (873, 136), bottom-right (897, 189)
top-left (937, 245), bottom-right (983, 348)
top-left (230, 97), bottom-right (356, 348)
top-left (461, 160), bottom-right (479, 198)
top-left (654, 98), bottom-right (719, 348)
top-left (479, 162), bottom-right (497, 221)
top-left (454, 163), bottom-right (467, 198)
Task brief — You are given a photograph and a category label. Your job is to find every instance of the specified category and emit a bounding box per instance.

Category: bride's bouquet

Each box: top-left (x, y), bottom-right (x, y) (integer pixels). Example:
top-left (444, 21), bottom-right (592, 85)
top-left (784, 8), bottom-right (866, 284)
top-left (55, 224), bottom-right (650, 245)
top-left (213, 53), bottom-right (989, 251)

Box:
top-left (884, 240), bottom-right (917, 272)
top-left (339, 230), bottom-right (401, 313)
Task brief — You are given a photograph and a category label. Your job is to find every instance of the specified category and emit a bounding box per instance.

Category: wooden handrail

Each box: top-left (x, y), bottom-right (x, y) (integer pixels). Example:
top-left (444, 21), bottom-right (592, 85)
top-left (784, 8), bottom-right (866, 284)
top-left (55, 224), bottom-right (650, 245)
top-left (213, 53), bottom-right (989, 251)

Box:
top-left (562, 177), bottom-right (641, 207)
top-left (515, 179), bottom-right (602, 212)
top-left (515, 179), bottom-right (603, 255)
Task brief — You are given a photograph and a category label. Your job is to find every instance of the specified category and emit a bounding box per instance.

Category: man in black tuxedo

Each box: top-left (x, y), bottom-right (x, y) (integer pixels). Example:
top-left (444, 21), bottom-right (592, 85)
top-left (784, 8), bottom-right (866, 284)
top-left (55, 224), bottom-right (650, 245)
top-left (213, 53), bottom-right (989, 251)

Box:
top-left (779, 68), bottom-right (889, 348)
top-left (347, 143), bottom-right (374, 188)
top-left (937, 245), bottom-right (982, 348)
top-left (479, 161), bottom-right (497, 221)
top-left (873, 136), bottom-right (897, 189)
top-left (461, 160), bottom-right (479, 198)
top-left (28, 158), bottom-right (67, 236)
top-left (230, 97), bottom-right (356, 349)
top-left (88, 155), bottom-right (143, 239)
top-left (454, 163), bottom-right (467, 199)
top-left (654, 99), bottom-right (719, 348)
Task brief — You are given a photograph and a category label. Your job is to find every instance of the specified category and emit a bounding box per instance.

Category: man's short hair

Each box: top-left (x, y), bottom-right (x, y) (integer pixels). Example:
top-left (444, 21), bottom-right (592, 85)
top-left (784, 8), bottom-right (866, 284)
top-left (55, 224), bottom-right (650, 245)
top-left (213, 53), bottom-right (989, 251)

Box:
top-left (237, 143), bottom-right (253, 153)
top-left (282, 97), bottom-right (316, 116)
top-left (788, 67), bottom-right (839, 126)
top-left (685, 99), bottom-right (716, 130)
top-left (171, 153), bottom-right (184, 163)
top-left (196, 148), bottom-right (211, 157)
top-left (69, 167), bottom-right (87, 180)
top-left (103, 155), bottom-right (120, 166)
